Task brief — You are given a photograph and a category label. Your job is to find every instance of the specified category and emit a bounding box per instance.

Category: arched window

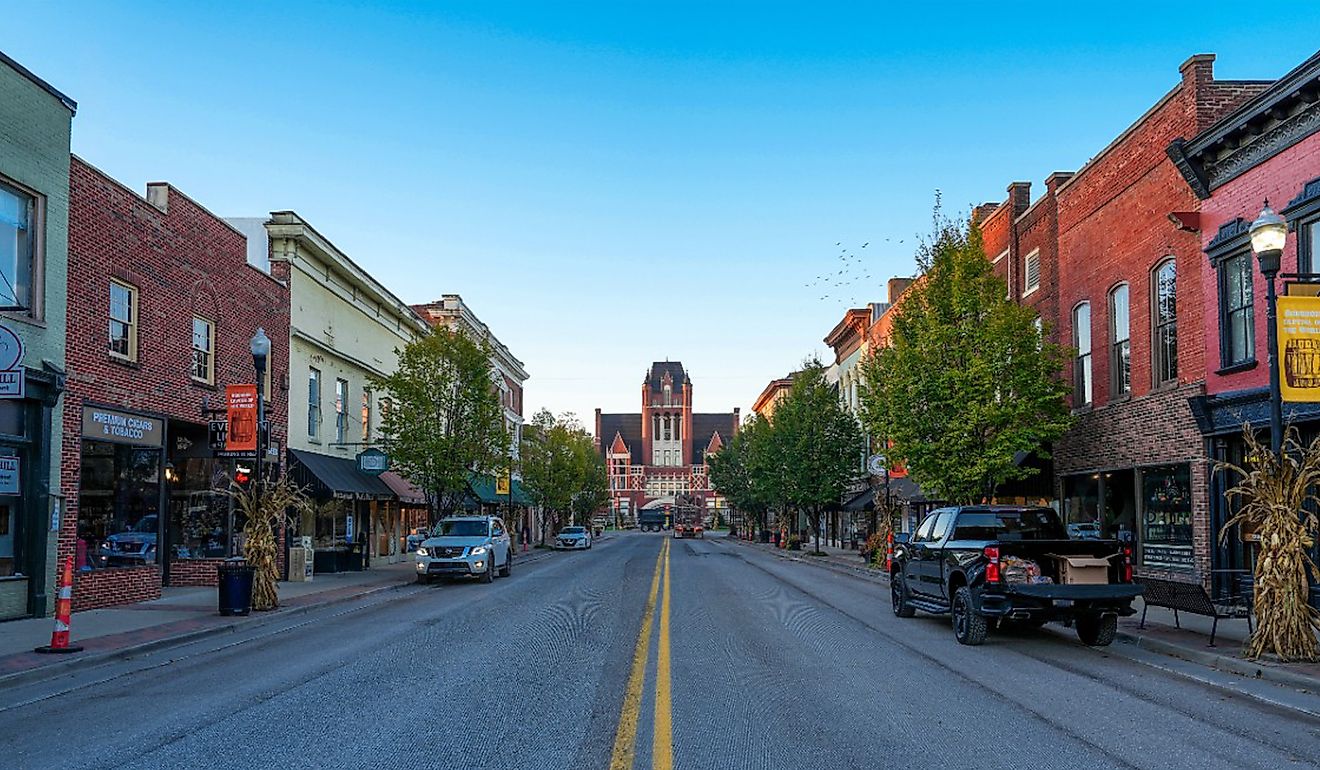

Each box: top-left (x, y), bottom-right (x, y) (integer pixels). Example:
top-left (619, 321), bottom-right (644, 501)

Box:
top-left (1073, 302), bottom-right (1092, 406)
top-left (673, 416), bottom-right (681, 443)
top-left (1109, 284), bottom-right (1131, 396)
top-left (663, 414), bottom-right (671, 441)
top-left (1152, 259), bottom-right (1177, 386)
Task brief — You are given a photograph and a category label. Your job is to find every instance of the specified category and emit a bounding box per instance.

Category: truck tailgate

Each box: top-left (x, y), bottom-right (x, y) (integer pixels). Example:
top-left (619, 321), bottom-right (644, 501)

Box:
top-left (1005, 583), bottom-right (1144, 601)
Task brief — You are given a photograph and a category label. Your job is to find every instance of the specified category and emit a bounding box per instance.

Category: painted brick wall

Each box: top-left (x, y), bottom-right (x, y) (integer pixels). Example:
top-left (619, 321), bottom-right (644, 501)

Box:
top-left (62, 156), bottom-right (291, 610)
top-left (1201, 134), bottom-right (1320, 394)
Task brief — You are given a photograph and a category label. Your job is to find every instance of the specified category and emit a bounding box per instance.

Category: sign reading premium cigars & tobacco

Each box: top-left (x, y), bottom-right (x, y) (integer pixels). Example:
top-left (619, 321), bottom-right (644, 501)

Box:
top-left (80, 405), bottom-right (164, 446)
top-left (1278, 295), bottom-right (1320, 403)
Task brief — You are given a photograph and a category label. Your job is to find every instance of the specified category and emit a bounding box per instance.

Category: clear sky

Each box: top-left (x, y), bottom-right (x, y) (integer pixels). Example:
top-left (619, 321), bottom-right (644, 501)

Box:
top-left (7, 3), bottom-right (1320, 425)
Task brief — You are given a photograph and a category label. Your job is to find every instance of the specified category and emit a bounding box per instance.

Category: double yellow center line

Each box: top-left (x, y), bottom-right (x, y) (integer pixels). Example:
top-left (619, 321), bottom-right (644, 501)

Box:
top-left (610, 538), bottom-right (674, 770)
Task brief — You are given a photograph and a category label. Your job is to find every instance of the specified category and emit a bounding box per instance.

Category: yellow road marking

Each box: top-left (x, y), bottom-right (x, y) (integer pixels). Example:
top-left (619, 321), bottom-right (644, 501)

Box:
top-left (609, 540), bottom-right (666, 770)
top-left (653, 538), bottom-right (674, 770)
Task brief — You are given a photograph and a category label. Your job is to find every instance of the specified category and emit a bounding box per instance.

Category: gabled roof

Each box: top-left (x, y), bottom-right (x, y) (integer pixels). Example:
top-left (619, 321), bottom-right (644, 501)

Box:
top-left (609, 431), bottom-right (630, 455)
top-left (705, 431), bottom-right (724, 455)
top-left (646, 361), bottom-right (687, 391)
top-left (690, 413), bottom-right (736, 463)
top-left (598, 413), bottom-right (643, 464)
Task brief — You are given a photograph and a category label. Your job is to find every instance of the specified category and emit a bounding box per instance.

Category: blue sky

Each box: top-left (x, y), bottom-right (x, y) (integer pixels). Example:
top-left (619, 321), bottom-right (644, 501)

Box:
top-left (7, 3), bottom-right (1320, 423)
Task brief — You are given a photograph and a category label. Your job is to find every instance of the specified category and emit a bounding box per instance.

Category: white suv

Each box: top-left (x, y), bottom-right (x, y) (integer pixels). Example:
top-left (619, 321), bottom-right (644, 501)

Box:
top-left (415, 516), bottom-right (512, 584)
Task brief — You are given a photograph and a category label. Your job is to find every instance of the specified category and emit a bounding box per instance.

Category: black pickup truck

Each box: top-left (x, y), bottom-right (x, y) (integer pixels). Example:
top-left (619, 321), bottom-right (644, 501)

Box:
top-left (890, 505), bottom-right (1142, 646)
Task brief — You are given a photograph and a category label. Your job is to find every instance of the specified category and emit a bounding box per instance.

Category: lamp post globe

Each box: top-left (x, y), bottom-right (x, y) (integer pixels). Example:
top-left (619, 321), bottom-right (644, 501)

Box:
top-left (249, 328), bottom-right (271, 490)
top-left (1250, 202), bottom-right (1288, 276)
top-left (1250, 202), bottom-right (1289, 456)
top-left (250, 327), bottom-right (271, 370)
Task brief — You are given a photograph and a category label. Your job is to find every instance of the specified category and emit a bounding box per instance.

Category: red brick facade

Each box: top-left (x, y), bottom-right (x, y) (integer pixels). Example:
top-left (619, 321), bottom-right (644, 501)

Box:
top-left (1050, 55), bottom-right (1267, 587)
top-left (62, 156), bottom-right (290, 610)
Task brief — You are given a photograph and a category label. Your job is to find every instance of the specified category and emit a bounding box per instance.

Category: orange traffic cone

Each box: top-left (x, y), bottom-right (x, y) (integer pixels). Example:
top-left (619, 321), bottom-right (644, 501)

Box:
top-left (885, 531), bottom-right (894, 573)
top-left (35, 555), bottom-right (83, 654)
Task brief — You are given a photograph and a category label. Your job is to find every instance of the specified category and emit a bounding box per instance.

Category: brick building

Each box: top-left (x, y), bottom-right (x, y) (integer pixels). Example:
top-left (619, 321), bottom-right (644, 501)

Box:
top-left (1052, 55), bottom-right (1268, 587)
top-left (596, 362), bottom-right (738, 526)
top-left (0, 51), bottom-right (75, 620)
top-left (1168, 50), bottom-right (1320, 596)
top-left (63, 157), bottom-right (290, 609)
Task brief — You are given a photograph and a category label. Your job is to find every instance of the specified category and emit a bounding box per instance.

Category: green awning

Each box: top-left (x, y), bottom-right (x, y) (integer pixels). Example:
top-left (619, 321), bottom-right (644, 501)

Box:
top-left (465, 473), bottom-right (532, 506)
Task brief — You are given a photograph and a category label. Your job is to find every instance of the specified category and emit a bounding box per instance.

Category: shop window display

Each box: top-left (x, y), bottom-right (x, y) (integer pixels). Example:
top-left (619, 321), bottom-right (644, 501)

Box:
top-left (77, 440), bottom-right (161, 570)
top-left (1140, 464), bottom-right (1194, 570)
top-left (167, 457), bottom-right (233, 559)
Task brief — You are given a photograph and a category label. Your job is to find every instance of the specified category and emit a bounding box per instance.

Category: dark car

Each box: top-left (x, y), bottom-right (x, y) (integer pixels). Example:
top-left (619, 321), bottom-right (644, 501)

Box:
top-left (890, 505), bottom-right (1142, 647)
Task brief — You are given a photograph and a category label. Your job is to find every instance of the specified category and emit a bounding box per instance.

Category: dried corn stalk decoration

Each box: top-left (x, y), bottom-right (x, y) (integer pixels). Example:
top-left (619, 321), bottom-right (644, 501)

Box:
top-left (228, 475), bottom-right (314, 612)
top-left (1217, 426), bottom-right (1320, 662)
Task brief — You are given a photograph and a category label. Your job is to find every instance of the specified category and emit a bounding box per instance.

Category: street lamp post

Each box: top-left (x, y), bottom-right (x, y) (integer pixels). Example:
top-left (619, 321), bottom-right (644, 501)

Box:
top-left (250, 329), bottom-right (271, 489)
top-left (1250, 203), bottom-right (1289, 456)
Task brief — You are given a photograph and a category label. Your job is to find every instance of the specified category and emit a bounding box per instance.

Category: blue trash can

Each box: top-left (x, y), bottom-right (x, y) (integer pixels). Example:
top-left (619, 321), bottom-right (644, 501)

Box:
top-left (217, 558), bottom-right (255, 616)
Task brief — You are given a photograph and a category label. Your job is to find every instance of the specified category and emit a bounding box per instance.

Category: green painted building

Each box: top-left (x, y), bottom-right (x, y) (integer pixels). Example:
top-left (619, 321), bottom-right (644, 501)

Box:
top-left (0, 51), bottom-right (75, 619)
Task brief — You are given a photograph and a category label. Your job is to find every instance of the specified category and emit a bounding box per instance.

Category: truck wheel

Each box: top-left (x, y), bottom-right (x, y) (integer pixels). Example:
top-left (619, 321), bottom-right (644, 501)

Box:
top-left (891, 573), bottom-right (915, 618)
top-left (1076, 614), bottom-right (1117, 646)
top-left (952, 586), bottom-right (987, 646)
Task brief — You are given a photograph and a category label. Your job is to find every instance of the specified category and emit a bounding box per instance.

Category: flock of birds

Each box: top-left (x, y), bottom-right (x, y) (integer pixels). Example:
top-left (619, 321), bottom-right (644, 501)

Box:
top-left (806, 237), bottom-right (905, 305)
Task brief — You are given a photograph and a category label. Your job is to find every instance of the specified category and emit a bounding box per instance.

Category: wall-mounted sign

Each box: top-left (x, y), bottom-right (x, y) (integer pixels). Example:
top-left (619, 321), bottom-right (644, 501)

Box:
top-left (0, 456), bottom-right (19, 495)
top-left (208, 420), bottom-right (227, 451)
top-left (81, 405), bottom-right (163, 446)
top-left (356, 448), bottom-right (389, 476)
top-left (225, 384), bottom-right (259, 452)
top-left (345, 514), bottom-right (354, 542)
top-left (0, 324), bottom-right (24, 399)
top-left (867, 454), bottom-right (887, 477)
top-left (1278, 295), bottom-right (1320, 403)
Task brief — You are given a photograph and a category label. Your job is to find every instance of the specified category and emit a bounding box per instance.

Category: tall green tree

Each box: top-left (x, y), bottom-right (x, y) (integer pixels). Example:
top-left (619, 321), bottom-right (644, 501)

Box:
top-left (709, 415), bottom-right (771, 535)
top-left (372, 326), bottom-right (508, 519)
top-left (859, 211), bottom-right (1074, 504)
top-left (773, 362), bottom-right (864, 553)
top-left (521, 410), bottom-right (608, 538)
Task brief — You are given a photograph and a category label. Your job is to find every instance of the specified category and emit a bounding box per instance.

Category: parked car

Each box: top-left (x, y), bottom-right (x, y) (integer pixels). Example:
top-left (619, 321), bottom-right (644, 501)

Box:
top-left (1067, 521), bottom-right (1103, 540)
top-left (556, 526), bottom-right (592, 550)
top-left (102, 515), bottom-right (158, 567)
top-left (405, 527), bottom-right (430, 553)
top-left (415, 515), bottom-right (512, 584)
top-left (890, 505), bottom-right (1142, 646)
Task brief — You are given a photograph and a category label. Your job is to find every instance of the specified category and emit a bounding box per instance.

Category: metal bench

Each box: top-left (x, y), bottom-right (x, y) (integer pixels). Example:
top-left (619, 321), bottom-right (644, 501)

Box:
top-left (1137, 576), bottom-right (1253, 646)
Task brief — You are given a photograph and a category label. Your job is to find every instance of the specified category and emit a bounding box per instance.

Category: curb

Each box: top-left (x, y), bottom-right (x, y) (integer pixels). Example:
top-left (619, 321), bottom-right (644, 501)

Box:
top-left (1113, 628), bottom-right (1320, 694)
top-left (1, 547), bottom-right (563, 690)
top-left (726, 537), bottom-right (889, 584)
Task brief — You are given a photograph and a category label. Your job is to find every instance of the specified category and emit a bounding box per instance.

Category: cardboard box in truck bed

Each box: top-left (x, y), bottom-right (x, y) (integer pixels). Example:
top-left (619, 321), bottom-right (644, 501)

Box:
top-left (1047, 554), bottom-right (1112, 585)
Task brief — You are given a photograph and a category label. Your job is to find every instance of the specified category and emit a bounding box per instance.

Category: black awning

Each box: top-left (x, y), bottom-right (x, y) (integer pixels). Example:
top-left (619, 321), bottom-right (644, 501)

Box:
top-left (843, 489), bottom-right (875, 512)
top-left (1190, 387), bottom-right (1320, 437)
top-left (288, 449), bottom-right (394, 501)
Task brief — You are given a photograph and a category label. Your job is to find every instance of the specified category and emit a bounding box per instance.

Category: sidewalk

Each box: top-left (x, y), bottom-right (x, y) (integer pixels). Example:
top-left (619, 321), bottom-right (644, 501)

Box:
top-left (0, 545), bottom-right (562, 687)
top-left (729, 535), bottom-right (887, 582)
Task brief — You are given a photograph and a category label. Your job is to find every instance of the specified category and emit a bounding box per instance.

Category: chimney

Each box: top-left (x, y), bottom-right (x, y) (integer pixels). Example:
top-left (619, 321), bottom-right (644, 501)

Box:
top-left (1008, 181), bottom-right (1031, 216)
top-left (1045, 171), bottom-right (1075, 196)
top-left (887, 277), bottom-right (914, 304)
top-left (1179, 53), bottom-right (1215, 88)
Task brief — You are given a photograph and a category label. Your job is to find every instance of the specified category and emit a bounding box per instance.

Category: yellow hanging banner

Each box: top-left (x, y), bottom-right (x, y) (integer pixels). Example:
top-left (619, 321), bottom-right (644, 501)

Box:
top-left (496, 469), bottom-right (511, 496)
top-left (1278, 294), bottom-right (1320, 403)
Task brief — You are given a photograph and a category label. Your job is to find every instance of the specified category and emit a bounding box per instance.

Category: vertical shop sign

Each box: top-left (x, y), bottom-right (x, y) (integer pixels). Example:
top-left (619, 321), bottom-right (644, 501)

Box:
top-left (225, 384), bottom-right (259, 453)
top-left (1279, 295), bottom-right (1320, 403)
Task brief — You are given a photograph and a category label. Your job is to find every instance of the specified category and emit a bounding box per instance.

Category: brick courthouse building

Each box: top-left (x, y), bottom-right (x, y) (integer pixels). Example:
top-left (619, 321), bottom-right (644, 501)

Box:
top-left (62, 157), bottom-right (289, 609)
top-left (595, 362), bottom-right (739, 526)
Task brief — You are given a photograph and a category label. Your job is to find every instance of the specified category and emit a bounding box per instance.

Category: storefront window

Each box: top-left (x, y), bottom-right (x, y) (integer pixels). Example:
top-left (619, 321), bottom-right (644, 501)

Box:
top-left (77, 440), bottom-right (161, 570)
top-left (167, 457), bottom-right (232, 559)
top-left (315, 499), bottom-right (351, 550)
top-left (1140, 464), bottom-right (1194, 570)
top-left (1062, 474), bottom-right (1099, 535)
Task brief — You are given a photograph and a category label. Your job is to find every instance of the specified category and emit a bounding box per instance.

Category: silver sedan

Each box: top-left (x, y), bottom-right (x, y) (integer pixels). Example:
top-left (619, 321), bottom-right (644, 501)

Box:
top-left (555, 526), bottom-right (593, 550)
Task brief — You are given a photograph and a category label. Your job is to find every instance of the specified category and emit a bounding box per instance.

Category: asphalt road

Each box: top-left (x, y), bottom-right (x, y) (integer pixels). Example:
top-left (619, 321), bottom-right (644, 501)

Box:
top-left (2, 532), bottom-right (1319, 769)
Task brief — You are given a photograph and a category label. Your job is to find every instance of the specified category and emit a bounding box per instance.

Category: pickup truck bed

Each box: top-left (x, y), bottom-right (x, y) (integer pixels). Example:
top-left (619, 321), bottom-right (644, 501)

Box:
top-left (891, 505), bottom-right (1143, 647)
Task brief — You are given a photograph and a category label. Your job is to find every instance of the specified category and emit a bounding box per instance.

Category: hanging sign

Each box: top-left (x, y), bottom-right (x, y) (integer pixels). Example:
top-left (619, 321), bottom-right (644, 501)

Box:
top-left (1278, 295), bottom-right (1320, 403)
top-left (225, 385), bottom-right (259, 452)
top-left (0, 456), bottom-right (19, 495)
top-left (496, 469), bottom-right (511, 496)
top-left (0, 324), bottom-right (23, 398)
top-left (356, 448), bottom-right (389, 476)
